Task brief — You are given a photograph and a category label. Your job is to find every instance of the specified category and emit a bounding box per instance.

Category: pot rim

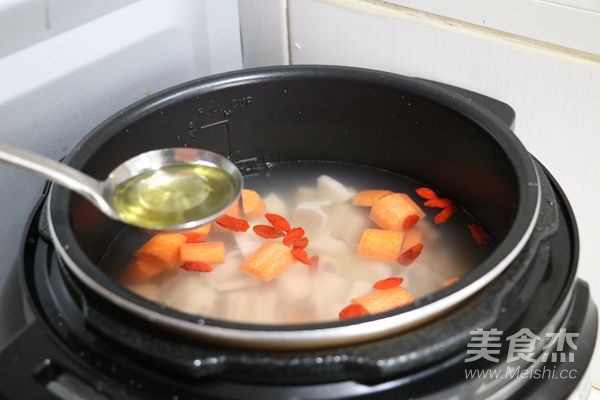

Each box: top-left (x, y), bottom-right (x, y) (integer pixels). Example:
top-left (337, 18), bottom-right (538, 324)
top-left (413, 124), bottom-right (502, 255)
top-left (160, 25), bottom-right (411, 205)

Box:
top-left (48, 65), bottom-right (541, 349)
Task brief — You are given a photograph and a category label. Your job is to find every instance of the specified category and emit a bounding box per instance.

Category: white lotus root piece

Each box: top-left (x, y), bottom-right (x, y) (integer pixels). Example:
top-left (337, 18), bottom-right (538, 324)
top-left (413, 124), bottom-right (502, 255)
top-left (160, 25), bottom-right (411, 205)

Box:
top-left (346, 281), bottom-right (372, 303)
top-left (416, 220), bottom-right (441, 242)
top-left (129, 282), bottom-right (160, 302)
top-left (277, 264), bottom-right (316, 302)
top-left (296, 186), bottom-right (319, 202)
top-left (205, 249), bottom-right (260, 292)
top-left (317, 175), bottom-right (355, 203)
top-left (157, 271), bottom-right (217, 315)
top-left (328, 202), bottom-right (370, 244)
top-left (263, 192), bottom-right (288, 217)
top-left (342, 257), bottom-right (393, 283)
top-left (233, 231), bottom-right (266, 258)
top-left (309, 234), bottom-right (353, 258)
top-left (311, 269), bottom-right (352, 318)
top-left (405, 262), bottom-right (446, 298)
top-left (291, 200), bottom-right (329, 238)
top-left (224, 288), bottom-right (279, 323)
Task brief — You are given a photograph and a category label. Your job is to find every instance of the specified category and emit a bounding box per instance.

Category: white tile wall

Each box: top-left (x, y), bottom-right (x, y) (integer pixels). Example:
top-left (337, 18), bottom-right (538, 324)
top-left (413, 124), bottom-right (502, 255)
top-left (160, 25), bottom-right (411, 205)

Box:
top-left (285, 0), bottom-right (600, 384)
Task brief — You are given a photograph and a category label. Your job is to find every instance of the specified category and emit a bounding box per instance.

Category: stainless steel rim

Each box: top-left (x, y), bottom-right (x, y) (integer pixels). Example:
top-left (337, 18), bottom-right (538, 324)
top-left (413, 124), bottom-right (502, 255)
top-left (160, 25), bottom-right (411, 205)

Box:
top-left (47, 160), bottom-right (541, 349)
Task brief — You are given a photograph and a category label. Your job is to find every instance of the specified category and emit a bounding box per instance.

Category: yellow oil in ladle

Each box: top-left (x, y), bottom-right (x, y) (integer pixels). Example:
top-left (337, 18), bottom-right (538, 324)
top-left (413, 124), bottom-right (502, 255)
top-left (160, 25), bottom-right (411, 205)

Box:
top-left (112, 164), bottom-right (236, 229)
top-left (0, 145), bottom-right (242, 231)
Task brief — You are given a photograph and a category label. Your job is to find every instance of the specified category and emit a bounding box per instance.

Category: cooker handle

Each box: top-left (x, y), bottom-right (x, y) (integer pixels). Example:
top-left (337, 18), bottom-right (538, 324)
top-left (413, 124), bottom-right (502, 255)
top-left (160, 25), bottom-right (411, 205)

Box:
top-left (0, 320), bottom-right (110, 400)
top-left (416, 79), bottom-right (516, 128)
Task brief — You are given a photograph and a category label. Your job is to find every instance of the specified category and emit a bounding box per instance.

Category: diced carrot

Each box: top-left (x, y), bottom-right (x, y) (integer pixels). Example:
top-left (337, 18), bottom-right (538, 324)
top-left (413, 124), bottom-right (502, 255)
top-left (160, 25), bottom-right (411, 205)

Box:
top-left (242, 189), bottom-right (266, 220)
top-left (134, 233), bottom-right (187, 269)
top-left (240, 242), bottom-right (296, 282)
top-left (225, 201), bottom-right (241, 218)
top-left (182, 223), bottom-right (212, 243)
top-left (400, 228), bottom-right (423, 253)
top-left (352, 190), bottom-right (393, 207)
top-left (122, 259), bottom-right (163, 284)
top-left (369, 193), bottom-right (425, 231)
top-left (357, 229), bottom-right (405, 262)
top-left (352, 287), bottom-right (414, 314)
top-left (180, 242), bottom-right (226, 264)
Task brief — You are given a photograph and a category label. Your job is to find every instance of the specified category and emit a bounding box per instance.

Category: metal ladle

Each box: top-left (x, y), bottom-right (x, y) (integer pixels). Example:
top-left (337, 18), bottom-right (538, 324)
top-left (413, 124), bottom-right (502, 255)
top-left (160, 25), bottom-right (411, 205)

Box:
top-left (0, 144), bottom-right (242, 230)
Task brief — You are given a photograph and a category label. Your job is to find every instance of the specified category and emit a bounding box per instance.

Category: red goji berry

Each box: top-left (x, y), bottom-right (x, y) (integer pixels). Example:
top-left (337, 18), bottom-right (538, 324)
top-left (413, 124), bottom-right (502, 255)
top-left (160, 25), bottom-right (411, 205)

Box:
top-left (265, 213), bottom-right (291, 233)
top-left (291, 248), bottom-right (313, 265)
top-left (424, 198), bottom-right (452, 209)
top-left (283, 227), bottom-right (305, 246)
top-left (183, 232), bottom-right (206, 243)
top-left (253, 225), bottom-right (285, 239)
top-left (339, 304), bottom-right (369, 320)
top-left (403, 214), bottom-right (420, 229)
top-left (216, 215), bottom-right (250, 232)
top-left (373, 277), bottom-right (404, 290)
top-left (434, 206), bottom-right (455, 224)
top-left (292, 237), bottom-right (309, 249)
top-left (398, 243), bottom-right (424, 266)
top-left (415, 187), bottom-right (438, 200)
top-left (468, 224), bottom-right (487, 246)
top-left (180, 261), bottom-right (212, 272)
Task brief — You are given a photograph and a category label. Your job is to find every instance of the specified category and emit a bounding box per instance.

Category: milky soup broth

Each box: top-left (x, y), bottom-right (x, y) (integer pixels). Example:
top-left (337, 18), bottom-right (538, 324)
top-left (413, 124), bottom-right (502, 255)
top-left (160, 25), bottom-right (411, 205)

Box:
top-left (101, 162), bottom-right (491, 324)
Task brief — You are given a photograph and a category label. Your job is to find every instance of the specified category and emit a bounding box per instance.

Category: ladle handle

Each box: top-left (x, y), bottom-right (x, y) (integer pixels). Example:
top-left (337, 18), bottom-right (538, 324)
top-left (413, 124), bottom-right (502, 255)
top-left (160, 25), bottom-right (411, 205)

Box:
top-left (0, 144), bottom-right (113, 216)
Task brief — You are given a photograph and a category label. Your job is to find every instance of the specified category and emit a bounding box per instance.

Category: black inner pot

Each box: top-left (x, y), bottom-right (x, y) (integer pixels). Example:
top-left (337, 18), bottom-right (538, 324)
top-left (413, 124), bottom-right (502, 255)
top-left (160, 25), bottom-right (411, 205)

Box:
top-left (48, 66), bottom-right (539, 345)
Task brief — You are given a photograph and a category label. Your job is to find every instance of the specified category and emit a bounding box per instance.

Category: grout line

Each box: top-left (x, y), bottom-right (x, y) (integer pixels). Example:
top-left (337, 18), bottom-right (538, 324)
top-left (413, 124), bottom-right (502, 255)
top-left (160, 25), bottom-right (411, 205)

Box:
top-left (285, 0), bottom-right (293, 64)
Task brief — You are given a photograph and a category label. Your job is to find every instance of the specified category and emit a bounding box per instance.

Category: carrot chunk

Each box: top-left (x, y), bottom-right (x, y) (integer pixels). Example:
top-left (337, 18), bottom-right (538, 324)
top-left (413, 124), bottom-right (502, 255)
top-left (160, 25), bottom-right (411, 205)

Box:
top-left (242, 189), bottom-right (266, 220)
top-left (352, 190), bottom-right (393, 207)
top-left (180, 242), bottom-right (226, 264)
top-left (134, 233), bottom-right (187, 269)
top-left (352, 287), bottom-right (414, 314)
top-left (339, 304), bottom-right (369, 320)
top-left (358, 229), bottom-right (405, 262)
top-left (403, 214), bottom-right (420, 229)
top-left (369, 193), bottom-right (425, 231)
top-left (122, 259), bottom-right (164, 284)
top-left (240, 242), bottom-right (296, 282)
top-left (225, 201), bottom-right (241, 218)
top-left (182, 223), bottom-right (212, 243)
